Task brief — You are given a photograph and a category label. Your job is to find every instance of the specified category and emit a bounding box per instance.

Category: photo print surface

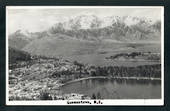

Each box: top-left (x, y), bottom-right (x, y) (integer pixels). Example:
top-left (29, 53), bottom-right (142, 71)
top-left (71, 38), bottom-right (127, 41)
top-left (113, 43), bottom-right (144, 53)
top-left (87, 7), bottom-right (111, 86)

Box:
top-left (6, 6), bottom-right (164, 105)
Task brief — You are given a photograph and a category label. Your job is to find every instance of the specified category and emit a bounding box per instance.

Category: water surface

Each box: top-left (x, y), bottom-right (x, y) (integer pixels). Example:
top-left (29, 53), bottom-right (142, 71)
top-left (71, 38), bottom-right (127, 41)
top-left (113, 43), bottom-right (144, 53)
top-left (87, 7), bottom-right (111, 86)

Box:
top-left (60, 78), bottom-right (161, 99)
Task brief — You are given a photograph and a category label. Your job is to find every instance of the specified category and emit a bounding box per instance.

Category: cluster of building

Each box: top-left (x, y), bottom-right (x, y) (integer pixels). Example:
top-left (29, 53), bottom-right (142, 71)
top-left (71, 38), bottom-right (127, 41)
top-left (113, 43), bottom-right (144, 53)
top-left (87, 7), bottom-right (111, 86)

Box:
top-left (8, 58), bottom-right (92, 100)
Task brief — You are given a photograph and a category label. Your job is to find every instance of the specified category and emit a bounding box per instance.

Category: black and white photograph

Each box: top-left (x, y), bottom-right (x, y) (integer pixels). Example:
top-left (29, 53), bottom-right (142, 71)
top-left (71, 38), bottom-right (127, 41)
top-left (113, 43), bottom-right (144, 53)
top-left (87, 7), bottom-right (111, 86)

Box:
top-left (6, 6), bottom-right (164, 105)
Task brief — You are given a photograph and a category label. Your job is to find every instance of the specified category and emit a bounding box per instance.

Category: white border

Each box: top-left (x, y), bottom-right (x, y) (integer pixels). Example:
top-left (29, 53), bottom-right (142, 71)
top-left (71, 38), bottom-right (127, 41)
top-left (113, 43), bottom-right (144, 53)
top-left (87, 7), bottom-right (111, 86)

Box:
top-left (6, 6), bottom-right (164, 106)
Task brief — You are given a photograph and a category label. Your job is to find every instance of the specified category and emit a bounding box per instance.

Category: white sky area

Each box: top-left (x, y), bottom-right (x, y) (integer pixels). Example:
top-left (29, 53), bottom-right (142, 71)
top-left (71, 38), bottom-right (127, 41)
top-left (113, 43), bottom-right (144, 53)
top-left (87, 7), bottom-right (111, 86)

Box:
top-left (7, 7), bottom-right (162, 34)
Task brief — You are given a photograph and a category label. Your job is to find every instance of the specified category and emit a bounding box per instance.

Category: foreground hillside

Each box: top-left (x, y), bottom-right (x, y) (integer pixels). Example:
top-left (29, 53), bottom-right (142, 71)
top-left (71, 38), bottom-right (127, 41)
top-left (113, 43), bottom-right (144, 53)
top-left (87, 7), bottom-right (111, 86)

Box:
top-left (9, 47), bottom-right (31, 64)
top-left (9, 55), bottom-right (161, 100)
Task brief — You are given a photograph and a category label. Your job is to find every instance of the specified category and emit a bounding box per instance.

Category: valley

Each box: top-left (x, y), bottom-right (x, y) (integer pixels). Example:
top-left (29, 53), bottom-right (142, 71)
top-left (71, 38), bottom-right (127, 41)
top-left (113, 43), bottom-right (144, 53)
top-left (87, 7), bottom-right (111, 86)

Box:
top-left (8, 14), bottom-right (162, 100)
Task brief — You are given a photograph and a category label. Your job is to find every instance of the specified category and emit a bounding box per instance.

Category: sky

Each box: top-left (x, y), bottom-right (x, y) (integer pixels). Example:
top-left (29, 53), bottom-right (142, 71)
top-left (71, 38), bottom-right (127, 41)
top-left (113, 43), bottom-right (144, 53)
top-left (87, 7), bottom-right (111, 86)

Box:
top-left (7, 6), bottom-right (163, 34)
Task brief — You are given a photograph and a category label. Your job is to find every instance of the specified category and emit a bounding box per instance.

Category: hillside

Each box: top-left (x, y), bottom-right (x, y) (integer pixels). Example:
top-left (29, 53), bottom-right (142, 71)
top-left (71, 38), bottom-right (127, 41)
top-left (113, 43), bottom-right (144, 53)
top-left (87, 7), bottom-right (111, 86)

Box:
top-left (9, 47), bottom-right (31, 64)
top-left (8, 30), bottom-right (30, 50)
top-left (23, 34), bottom-right (100, 57)
top-left (9, 30), bottom-right (48, 50)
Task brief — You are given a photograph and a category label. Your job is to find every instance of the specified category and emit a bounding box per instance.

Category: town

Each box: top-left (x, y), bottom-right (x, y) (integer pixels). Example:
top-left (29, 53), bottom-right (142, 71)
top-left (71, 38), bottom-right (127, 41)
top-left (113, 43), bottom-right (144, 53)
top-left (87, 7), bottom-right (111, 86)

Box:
top-left (9, 53), bottom-right (161, 100)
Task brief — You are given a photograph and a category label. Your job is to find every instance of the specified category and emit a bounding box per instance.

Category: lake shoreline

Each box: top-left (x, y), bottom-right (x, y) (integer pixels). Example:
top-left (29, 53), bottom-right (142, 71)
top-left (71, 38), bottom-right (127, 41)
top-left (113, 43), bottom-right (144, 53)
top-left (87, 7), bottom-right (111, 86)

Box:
top-left (60, 76), bottom-right (161, 87)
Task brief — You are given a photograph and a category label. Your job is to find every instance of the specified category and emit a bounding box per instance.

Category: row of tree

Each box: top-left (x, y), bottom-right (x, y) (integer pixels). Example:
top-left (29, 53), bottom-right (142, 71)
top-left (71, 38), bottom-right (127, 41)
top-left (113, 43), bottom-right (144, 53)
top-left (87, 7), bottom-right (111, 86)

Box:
top-left (51, 63), bottom-right (161, 83)
top-left (90, 64), bottom-right (161, 78)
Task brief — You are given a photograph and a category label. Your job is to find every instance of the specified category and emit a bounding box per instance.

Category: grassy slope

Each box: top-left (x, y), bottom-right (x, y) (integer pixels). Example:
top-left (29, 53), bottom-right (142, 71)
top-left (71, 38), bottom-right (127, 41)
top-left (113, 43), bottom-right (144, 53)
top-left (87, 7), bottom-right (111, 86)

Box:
top-left (9, 38), bottom-right (29, 50)
top-left (23, 35), bottom-right (101, 57)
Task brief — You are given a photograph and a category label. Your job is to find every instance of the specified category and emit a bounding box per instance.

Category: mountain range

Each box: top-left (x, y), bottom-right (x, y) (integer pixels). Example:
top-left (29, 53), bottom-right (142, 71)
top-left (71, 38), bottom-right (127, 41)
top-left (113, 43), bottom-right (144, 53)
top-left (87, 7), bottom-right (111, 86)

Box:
top-left (8, 14), bottom-right (161, 58)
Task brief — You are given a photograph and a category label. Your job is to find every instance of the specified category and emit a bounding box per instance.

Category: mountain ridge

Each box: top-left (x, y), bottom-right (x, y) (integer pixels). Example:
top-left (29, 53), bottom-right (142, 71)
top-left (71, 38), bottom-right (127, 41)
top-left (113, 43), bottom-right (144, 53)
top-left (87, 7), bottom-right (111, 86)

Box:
top-left (9, 15), bottom-right (161, 41)
top-left (8, 15), bottom-right (161, 57)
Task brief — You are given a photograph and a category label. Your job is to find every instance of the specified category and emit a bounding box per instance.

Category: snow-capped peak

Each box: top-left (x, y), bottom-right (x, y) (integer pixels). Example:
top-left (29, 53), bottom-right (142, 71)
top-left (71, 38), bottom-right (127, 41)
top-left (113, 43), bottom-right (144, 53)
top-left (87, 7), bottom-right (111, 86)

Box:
top-left (51, 14), bottom-right (155, 30)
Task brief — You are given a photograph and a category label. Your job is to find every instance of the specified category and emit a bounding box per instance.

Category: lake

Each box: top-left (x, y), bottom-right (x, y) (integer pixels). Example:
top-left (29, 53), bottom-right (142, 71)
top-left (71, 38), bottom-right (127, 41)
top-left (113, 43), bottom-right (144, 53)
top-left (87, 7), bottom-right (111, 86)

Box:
top-left (60, 78), bottom-right (161, 99)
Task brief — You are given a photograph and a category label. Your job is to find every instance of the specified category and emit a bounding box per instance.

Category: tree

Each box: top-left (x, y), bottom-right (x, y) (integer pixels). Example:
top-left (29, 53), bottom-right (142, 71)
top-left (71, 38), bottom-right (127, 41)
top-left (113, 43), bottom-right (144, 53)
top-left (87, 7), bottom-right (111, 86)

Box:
top-left (49, 23), bottom-right (65, 34)
top-left (97, 92), bottom-right (101, 99)
top-left (92, 93), bottom-right (96, 99)
top-left (74, 61), bottom-right (84, 75)
top-left (39, 90), bottom-right (52, 100)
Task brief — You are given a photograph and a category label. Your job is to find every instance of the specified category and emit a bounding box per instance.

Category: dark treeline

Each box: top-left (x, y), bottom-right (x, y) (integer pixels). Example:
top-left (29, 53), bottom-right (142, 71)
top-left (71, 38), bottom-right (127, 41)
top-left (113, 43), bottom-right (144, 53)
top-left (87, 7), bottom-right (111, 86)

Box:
top-left (107, 52), bottom-right (144, 59)
top-left (9, 50), bottom-right (60, 69)
top-left (9, 47), bottom-right (31, 64)
top-left (51, 63), bottom-right (161, 84)
top-left (106, 52), bottom-right (161, 61)
top-left (91, 64), bottom-right (161, 78)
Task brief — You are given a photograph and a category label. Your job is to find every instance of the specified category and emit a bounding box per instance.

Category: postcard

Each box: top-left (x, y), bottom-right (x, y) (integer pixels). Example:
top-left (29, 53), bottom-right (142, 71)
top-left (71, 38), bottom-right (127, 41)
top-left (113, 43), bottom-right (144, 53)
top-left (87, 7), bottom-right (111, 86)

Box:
top-left (6, 6), bottom-right (164, 105)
